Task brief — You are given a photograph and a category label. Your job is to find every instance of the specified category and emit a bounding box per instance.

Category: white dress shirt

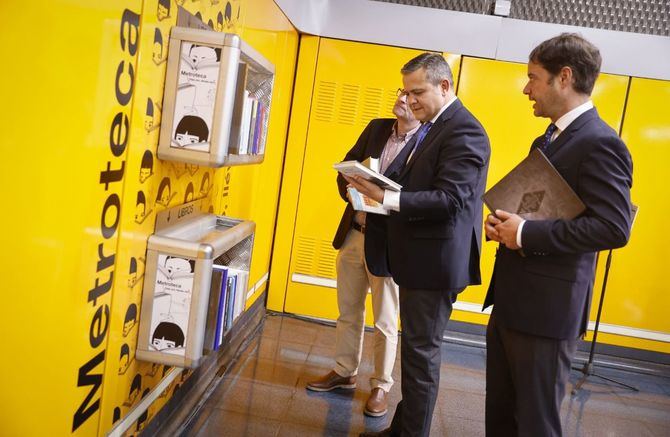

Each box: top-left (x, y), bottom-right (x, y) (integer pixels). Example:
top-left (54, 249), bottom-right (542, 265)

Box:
top-left (382, 96), bottom-right (459, 212)
top-left (515, 100), bottom-right (594, 247)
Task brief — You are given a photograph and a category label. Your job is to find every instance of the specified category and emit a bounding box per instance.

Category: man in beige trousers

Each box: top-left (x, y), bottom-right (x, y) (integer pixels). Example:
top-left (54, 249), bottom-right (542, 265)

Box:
top-left (307, 92), bottom-right (419, 417)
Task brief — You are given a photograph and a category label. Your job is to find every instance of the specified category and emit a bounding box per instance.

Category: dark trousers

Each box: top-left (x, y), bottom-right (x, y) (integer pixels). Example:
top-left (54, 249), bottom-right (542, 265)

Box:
top-left (485, 311), bottom-right (578, 437)
top-left (389, 287), bottom-right (461, 437)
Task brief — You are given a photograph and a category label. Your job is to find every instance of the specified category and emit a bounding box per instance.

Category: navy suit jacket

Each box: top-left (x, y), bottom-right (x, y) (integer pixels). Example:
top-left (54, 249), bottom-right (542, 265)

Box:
top-left (386, 99), bottom-right (491, 290)
top-left (333, 118), bottom-right (396, 277)
top-left (483, 108), bottom-right (633, 340)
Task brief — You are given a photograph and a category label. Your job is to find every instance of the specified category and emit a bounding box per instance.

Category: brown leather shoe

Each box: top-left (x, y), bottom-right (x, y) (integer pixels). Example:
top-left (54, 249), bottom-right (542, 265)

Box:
top-left (364, 387), bottom-right (388, 417)
top-left (359, 427), bottom-right (392, 437)
top-left (306, 370), bottom-right (356, 392)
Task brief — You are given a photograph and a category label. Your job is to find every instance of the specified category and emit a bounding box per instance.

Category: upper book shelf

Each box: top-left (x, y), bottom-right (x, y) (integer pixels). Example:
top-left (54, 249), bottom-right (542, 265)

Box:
top-left (158, 27), bottom-right (275, 168)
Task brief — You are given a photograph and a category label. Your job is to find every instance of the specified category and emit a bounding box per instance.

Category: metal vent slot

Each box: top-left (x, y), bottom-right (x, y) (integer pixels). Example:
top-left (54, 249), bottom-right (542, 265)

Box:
top-left (294, 236), bottom-right (316, 275)
top-left (316, 240), bottom-right (338, 279)
top-left (314, 81), bottom-right (337, 122)
top-left (360, 87), bottom-right (384, 125)
top-left (338, 83), bottom-right (360, 125)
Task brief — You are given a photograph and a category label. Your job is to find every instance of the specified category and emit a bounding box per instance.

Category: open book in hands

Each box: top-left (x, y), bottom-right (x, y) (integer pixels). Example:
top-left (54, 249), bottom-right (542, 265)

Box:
top-left (333, 159), bottom-right (402, 191)
top-left (347, 187), bottom-right (389, 216)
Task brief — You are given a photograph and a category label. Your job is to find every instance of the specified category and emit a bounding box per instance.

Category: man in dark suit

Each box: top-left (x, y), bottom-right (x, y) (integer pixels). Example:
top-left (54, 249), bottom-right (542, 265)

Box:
top-left (308, 93), bottom-right (419, 417)
top-left (483, 33), bottom-right (633, 437)
top-left (348, 53), bottom-right (491, 437)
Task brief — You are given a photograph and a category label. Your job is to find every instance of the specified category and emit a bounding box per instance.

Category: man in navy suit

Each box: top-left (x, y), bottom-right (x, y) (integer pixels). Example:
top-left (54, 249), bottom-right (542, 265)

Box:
top-left (483, 33), bottom-right (633, 437)
top-left (349, 53), bottom-right (490, 437)
top-left (308, 93), bottom-right (419, 418)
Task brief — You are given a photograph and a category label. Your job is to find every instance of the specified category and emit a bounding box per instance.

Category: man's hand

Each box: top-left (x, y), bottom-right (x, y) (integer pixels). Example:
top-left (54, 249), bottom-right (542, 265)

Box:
top-left (493, 209), bottom-right (523, 250)
top-left (343, 175), bottom-right (385, 203)
top-left (485, 214), bottom-right (501, 242)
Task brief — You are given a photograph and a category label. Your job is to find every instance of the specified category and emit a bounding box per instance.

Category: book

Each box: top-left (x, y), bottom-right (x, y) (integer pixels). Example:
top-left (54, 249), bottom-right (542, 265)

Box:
top-left (333, 160), bottom-right (402, 191)
top-left (212, 266), bottom-right (228, 350)
top-left (348, 187), bottom-right (389, 216)
top-left (228, 63), bottom-right (249, 154)
top-left (483, 148), bottom-right (586, 220)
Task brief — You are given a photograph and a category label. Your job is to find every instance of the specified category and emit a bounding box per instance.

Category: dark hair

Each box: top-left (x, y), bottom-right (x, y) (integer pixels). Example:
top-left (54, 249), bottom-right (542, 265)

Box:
top-left (401, 52), bottom-right (453, 87)
top-left (175, 115), bottom-right (209, 141)
top-left (152, 322), bottom-right (185, 347)
top-left (200, 172), bottom-right (210, 191)
top-left (529, 33), bottom-right (601, 95)
top-left (136, 190), bottom-right (146, 206)
top-left (156, 177), bottom-right (171, 202)
top-left (120, 343), bottom-right (130, 359)
top-left (141, 150), bottom-right (153, 170)
top-left (125, 304), bottom-right (138, 324)
top-left (225, 2), bottom-right (232, 21)
top-left (184, 182), bottom-right (194, 202)
top-left (158, 0), bottom-right (170, 11)
top-left (153, 28), bottom-right (163, 47)
top-left (217, 11), bottom-right (224, 25)
top-left (130, 374), bottom-right (142, 395)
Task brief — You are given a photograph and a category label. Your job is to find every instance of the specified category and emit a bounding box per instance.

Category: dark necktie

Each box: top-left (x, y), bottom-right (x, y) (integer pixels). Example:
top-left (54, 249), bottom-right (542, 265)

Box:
top-left (539, 123), bottom-right (558, 152)
top-left (406, 121), bottom-right (433, 164)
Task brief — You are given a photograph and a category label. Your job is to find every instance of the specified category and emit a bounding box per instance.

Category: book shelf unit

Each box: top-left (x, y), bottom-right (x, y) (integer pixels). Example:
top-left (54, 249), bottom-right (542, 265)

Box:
top-left (157, 27), bottom-right (275, 168)
top-left (136, 206), bottom-right (255, 368)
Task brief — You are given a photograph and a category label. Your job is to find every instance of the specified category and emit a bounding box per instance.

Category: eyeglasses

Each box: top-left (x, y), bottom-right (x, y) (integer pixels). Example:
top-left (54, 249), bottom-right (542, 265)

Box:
top-left (396, 88), bottom-right (408, 97)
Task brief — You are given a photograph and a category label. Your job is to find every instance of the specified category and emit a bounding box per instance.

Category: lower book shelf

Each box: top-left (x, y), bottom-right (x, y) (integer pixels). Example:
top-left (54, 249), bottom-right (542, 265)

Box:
top-left (136, 205), bottom-right (255, 369)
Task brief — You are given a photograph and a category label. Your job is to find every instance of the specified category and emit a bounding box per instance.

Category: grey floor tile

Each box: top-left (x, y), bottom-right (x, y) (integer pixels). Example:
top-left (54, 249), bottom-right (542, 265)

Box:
top-left (194, 409), bottom-right (281, 437)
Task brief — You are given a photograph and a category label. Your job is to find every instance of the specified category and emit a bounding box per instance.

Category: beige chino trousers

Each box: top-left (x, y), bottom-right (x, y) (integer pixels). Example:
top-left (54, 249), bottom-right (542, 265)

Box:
top-left (334, 229), bottom-right (399, 392)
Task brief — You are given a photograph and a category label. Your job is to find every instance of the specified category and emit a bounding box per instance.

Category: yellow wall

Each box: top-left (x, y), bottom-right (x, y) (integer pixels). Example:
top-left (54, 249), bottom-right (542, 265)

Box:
top-left (0, 0), bottom-right (298, 435)
top-left (269, 38), bottom-right (670, 354)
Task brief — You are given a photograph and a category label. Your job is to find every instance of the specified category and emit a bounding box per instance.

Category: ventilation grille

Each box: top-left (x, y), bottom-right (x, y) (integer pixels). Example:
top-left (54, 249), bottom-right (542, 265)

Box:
top-left (293, 235), bottom-right (337, 279)
top-left (313, 81), bottom-right (396, 126)
top-left (373, 0), bottom-right (670, 36)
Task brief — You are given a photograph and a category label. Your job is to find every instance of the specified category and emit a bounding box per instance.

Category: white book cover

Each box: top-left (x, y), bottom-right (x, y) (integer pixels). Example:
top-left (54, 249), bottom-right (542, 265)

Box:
top-left (348, 187), bottom-right (390, 215)
top-left (333, 160), bottom-right (402, 191)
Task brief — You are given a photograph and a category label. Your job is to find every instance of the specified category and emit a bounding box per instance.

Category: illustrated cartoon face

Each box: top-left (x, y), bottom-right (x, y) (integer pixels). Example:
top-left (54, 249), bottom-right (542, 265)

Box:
top-left (152, 28), bottom-right (164, 64)
top-left (188, 45), bottom-right (218, 67)
top-left (165, 257), bottom-right (192, 276)
top-left (157, 0), bottom-right (170, 21)
top-left (119, 344), bottom-right (131, 375)
top-left (140, 150), bottom-right (154, 182)
top-left (175, 132), bottom-right (200, 146)
top-left (200, 173), bottom-right (210, 195)
top-left (184, 182), bottom-right (194, 203)
top-left (151, 322), bottom-right (185, 351)
top-left (156, 178), bottom-right (172, 207)
top-left (135, 201), bottom-right (146, 223)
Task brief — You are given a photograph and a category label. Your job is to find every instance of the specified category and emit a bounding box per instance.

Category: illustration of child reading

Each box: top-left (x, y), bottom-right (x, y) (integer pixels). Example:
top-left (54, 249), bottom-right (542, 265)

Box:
top-left (150, 255), bottom-right (195, 354)
top-left (171, 43), bottom-right (221, 153)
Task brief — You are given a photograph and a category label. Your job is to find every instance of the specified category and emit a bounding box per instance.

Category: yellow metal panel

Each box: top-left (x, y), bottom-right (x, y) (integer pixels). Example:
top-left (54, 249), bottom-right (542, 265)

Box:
top-left (593, 77), bottom-right (670, 353)
top-left (0, 1), bottom-right (142, 435)
top-left (267, 35), bottom-right (321, 312)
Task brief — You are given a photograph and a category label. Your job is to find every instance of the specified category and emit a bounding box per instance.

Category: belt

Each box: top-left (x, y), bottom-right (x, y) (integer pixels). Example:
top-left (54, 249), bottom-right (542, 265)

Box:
top-left (351, 222), bottom-right (366, 234)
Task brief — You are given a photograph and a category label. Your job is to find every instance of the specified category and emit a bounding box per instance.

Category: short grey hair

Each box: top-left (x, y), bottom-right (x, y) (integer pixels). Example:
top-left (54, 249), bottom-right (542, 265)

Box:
top-left (401, 52), bottom-right (453, 87)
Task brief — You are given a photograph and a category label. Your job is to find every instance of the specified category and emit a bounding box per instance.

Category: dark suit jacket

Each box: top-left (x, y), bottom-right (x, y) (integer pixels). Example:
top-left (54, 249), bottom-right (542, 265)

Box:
top-left (333, 118), bottom-right (396, 277)
top-left (483, 108), bottom-right (633, 340)
top-left (386, 99), bottom-right (491, 290)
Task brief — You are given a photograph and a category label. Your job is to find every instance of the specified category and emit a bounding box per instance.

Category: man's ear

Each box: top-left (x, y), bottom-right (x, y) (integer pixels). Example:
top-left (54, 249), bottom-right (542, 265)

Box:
top-left (441, 78), bottom-right (451, 95)
top-left (559, 66), bottom-right (573, 88)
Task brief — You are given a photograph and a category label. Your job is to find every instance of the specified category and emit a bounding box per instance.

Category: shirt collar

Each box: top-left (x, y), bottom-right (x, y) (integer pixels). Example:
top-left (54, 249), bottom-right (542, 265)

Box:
top-left (394, 121), bottom-right (420, 139)
top-left (555, 100), bottom-right (593, 132)
top-left (429, 96), bottom-right (458, 124)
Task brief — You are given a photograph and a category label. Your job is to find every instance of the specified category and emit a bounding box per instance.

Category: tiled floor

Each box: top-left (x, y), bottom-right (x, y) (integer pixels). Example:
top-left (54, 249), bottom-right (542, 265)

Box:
top-left (183, 314), bottom-right (670, 436)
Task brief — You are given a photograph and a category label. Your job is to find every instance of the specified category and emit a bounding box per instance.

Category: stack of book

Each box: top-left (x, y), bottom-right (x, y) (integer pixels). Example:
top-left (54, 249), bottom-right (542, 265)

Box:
top-left (205, 265), bottom-right (250, 351)
top-left (229, 63), bottom-right (267, 156)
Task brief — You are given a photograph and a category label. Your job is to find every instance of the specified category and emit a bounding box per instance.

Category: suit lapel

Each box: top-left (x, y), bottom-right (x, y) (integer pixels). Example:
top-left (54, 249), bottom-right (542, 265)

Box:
top-left (399, 99), bottom-right (463, 179)
top-left (543, 108), bottom-right (598, 158)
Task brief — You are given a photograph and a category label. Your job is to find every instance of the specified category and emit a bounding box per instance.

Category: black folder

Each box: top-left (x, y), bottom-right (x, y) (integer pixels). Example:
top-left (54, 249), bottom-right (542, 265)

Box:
top-left (483, 149), bottom-right (586, 220)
